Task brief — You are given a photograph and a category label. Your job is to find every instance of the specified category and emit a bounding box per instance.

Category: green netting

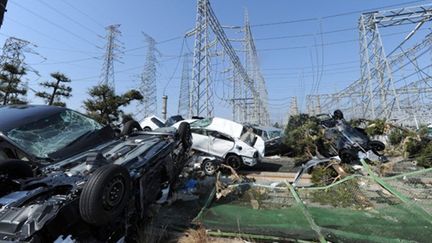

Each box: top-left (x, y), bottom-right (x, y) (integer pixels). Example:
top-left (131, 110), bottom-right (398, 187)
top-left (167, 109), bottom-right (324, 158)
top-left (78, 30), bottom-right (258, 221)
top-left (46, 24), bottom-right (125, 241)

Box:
top-left (195, 162), bottom-right (432, 242)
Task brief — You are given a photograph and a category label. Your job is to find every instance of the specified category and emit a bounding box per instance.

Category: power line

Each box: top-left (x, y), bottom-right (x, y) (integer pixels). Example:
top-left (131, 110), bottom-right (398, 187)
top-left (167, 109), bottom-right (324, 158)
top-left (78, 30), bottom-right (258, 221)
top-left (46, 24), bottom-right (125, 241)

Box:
top-left (263, 65), bottom-right (359, 76)
top-left (36, 46), bottom-right (101, 55)
top-left (255, 29), bottom-right (426, 52)
top-left (74, 65), bottom-right (143, 82)
top-left (38, 0), bottom-right (101, 37)
top-left (124, 35), bottom-right (183, 53)
top-left (254, 27), bottom-right (356, 41)
top-left (10, 1), bottom-right (99, 48)
top-left (31, 56), bottom-right (101, 65)
top-left (249, 0), bottom-right (428, 28)
top-left (60, 0), bottom-right (106, 28)
top-left (261, 60), bottom-right (359, 71)
top-left (5, 16), bottom-right (97, 55)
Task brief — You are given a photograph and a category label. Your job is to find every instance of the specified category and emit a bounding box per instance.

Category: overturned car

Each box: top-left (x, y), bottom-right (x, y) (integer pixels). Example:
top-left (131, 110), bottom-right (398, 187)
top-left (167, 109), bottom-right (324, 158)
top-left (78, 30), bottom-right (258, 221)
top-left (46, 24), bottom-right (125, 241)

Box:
top-left (293, 110), bottom-right (386, 186)
top-left (0, 105), bottom-right (192, 242)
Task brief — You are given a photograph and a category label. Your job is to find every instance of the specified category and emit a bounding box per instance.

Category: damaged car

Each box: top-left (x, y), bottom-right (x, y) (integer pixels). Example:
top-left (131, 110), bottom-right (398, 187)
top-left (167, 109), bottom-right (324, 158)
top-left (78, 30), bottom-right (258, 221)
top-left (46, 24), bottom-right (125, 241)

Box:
top-left (173, 117), bottom-right (265, 169)
top-left (251, 126), bottom-right (291, 156)
top-left (0, 105), bottom-right (192, 242)
top-left (293, 110), bottom-right (386, 186)
top-left (187, 117), bottom-right (265, 157)
top-left (188, 128), bottom-right (260, 169)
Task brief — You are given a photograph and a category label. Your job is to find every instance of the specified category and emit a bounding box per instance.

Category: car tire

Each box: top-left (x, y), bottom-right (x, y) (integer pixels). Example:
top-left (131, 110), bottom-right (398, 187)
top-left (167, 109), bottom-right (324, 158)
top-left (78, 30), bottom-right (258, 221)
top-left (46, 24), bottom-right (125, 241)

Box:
top-left (202, 159), bottom-right (217, 176)
top-left (338, 149), bottom-right (358, 164)
top-left (369, 140), bottom-right (385, 156)
top-left (121, 120), bottom-right (142, 136)
top-left (143, 127), bottom-right (152, 131)
top-left (225, 154), bottom-right (242, 170)
top-left (79, 164), bottom-right (131, 226)
top-left (177, 122), bottom-right (192, 147)
top-left (0, 159), bottom-right (33, 179)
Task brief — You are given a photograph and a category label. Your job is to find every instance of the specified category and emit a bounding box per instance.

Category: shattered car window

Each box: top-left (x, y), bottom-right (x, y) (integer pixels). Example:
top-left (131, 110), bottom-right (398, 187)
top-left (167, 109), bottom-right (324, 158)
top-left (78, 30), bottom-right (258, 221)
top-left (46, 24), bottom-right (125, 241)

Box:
top-left (151, 117), bottom-right (165, 127)
top-left (6, 110), bottom-right (102, 158)
top-left (267, 130), bottom-right (282, 139)
top-left (190, 118), bottom-right (213, 128)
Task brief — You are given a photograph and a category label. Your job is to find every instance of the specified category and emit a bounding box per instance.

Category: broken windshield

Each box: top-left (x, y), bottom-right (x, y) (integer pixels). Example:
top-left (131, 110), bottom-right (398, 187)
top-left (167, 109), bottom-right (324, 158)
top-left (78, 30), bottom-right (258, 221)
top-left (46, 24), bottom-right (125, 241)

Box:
top-left (6, 110), bottom-right (102, 158)
top-left (190, 118), bottom-right (213, 128)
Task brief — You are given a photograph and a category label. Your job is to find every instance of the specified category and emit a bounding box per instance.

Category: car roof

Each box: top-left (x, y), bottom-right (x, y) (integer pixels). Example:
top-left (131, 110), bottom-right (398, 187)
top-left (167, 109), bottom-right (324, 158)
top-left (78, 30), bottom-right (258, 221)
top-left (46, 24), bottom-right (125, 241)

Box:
top-left (0, 105), bottom-right (66, 132)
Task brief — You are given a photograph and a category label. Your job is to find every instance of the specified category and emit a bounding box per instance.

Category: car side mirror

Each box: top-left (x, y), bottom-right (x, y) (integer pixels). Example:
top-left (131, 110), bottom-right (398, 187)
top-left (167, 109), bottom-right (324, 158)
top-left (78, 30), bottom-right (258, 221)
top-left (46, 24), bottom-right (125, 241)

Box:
top-left (236, 145), bottom-right (242, 150)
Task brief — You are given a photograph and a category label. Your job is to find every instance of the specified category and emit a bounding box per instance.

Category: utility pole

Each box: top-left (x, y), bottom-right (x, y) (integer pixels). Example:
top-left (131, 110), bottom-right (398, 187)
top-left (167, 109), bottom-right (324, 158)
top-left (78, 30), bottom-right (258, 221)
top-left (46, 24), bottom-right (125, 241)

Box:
top-left (162, 95), bottom-right (168, 120)
top-left (138, 33), bottom-right (159, 119)
top-left (100, 24), bottom-right (123, 91)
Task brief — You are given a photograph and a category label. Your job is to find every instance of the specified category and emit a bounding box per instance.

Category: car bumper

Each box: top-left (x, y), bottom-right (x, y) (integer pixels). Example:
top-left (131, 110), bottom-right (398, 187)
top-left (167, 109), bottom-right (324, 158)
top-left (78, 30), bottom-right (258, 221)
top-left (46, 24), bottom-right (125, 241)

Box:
top-left (241, 156), bottom-right (258, 167)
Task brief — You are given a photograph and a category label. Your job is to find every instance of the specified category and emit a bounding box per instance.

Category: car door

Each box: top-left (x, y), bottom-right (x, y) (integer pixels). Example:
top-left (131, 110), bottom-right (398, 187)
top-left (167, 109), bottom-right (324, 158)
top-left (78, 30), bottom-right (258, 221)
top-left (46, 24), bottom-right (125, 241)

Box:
top-left (208, 131), bottom-right (235, 157)
top-left (190, 128), bottom-right (209, 153)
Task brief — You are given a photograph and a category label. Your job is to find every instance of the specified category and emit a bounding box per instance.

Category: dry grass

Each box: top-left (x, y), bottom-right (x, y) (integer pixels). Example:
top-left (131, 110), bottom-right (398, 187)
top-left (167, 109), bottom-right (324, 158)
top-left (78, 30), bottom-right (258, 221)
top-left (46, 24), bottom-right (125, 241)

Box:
top-left (178, 226), bottom-right (209, 243)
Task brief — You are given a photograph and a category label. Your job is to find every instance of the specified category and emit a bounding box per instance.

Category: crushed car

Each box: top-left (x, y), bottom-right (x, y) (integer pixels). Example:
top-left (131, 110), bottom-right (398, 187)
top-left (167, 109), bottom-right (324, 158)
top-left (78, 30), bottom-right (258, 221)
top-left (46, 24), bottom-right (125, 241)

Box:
top-left (139, 115), bottom-right (166, 131)
top-left (189, 128), bottom-right (260, 169)
top-left (293, 110), bottom-right (386, 186)
top-left (173, 117), bottom-right (264, 169)
top-left (0, 105), bottom-right (192, 242)
top-left (250, 126), bottom-right (291, 156)
top-left (187, 117), bottom-right (265, 157)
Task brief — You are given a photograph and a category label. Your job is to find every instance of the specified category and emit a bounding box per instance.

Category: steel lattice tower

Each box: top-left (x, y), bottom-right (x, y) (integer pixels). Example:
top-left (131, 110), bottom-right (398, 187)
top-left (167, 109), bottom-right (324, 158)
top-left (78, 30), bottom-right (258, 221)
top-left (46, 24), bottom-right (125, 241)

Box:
top-left (139, 33), bottom-right (159, 118)
top-left (0, 37), bottom-right (41, 101)
top-left (306, 4), bottom-right (432, 126)
top-left (178, 53), bottom-right (191, 117)
top-left (189, 0), bottom-right (268, 125)
top-left (100, 24), bottom-right (123, 91)
top-left (290, 97), bottom-right (299, 116)
top-left (190, 0), bottom-right (213, 117)
top-left (0, 37), bottom-right (39, 74)
top-left (243, 9), bottom-right (270, 125)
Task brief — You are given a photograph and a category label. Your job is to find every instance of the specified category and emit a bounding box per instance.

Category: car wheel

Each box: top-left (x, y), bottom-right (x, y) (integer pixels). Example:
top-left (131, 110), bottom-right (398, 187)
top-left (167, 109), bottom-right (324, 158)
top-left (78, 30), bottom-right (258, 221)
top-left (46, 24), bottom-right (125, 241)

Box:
top-left (143, 127), bottom-right (151, 131)
top-left (225, 154), bottom-right (242, 170)
top-left (369, 140), bottom-right (385, 156)
top-left (0, 159), bottom-right (33, 179)
top-left (202, 159), bottom-right (217, 176)
top-left (177, 122), bottom-right (192, 148)
top-left (79, 164), bottom-right (131, 226)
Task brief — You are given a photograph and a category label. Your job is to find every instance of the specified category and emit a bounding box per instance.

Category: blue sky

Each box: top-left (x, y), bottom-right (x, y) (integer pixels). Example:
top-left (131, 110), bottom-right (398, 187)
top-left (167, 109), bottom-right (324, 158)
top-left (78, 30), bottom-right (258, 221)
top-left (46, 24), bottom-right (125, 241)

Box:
top-left (1, 0), bottom-right (430, 123)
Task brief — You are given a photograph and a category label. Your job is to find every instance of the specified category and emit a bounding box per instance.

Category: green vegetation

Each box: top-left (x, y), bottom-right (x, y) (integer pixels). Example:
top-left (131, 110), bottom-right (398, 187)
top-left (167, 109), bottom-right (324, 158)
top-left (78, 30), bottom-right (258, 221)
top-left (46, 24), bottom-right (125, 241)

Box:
top-left (35, 72), bottom-right (72, 107)
top-left (311, 178), bottom-right (371, 208)
top-left (83, 84), bottom-right (143, 125)
top-left (388, 129), bottom-right (406, 145)
top-left (0, 63), bottom-right (27, 105)
top-left (284, 114), bottom-right (321, 157)
top-left (365, 119), bottom-right (386, 136)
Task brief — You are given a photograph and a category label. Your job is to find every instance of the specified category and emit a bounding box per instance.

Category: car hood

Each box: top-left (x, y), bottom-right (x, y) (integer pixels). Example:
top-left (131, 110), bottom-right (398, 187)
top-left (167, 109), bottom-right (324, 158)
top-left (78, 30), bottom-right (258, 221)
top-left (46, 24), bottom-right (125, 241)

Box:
top-left (204, 117), bottom-right (244, 138)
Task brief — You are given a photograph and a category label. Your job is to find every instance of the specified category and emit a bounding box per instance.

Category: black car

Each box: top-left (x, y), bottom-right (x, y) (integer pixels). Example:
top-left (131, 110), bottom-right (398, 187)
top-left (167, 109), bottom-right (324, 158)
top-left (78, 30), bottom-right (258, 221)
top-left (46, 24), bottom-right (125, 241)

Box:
top-left (0, 105), bottom-right (192, 242)
top-left (317, 112), bottom-right (385, 163)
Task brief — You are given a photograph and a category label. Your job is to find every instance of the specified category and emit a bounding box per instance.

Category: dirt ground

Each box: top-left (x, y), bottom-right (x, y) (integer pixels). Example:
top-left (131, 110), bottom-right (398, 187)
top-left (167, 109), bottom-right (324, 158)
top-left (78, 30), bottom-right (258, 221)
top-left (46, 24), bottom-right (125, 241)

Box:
top-left (136, 156), bottom-right (299, 242)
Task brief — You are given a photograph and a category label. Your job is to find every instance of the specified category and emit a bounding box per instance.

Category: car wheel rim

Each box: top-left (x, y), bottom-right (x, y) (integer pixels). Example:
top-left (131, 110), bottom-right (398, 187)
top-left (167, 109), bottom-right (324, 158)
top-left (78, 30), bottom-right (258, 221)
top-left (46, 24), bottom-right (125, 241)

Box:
top-left (227, 157), bottom-right (241, 169)
top-left (102, 176), bottom-right (125, 209)
top-left (204, 162), bottom-right (215, 174)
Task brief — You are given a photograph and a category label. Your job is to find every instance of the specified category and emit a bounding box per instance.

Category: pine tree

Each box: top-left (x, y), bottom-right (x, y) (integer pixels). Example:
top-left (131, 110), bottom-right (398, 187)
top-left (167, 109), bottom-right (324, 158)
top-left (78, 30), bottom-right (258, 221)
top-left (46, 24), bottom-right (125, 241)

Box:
top-left (0, 63), bottom-right (27, 105)
top-left (83, 84), bottom-right (143, 125)
top-left (35, 72), bottom-right (72, 107)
